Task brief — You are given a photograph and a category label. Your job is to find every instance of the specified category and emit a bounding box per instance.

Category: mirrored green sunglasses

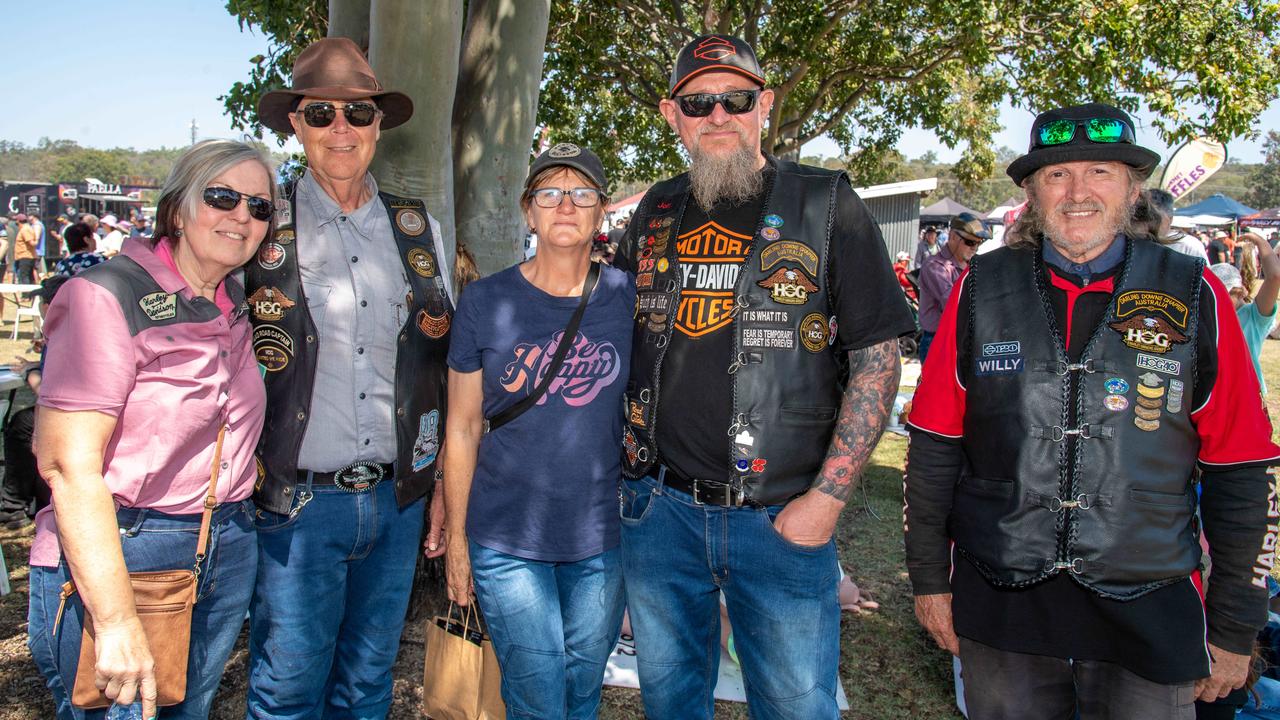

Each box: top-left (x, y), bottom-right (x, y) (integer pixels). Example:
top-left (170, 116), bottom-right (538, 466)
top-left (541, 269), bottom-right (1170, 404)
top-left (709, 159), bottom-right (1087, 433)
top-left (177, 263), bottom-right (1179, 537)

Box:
top-left (1035, 117), bottom-right (1135, 148)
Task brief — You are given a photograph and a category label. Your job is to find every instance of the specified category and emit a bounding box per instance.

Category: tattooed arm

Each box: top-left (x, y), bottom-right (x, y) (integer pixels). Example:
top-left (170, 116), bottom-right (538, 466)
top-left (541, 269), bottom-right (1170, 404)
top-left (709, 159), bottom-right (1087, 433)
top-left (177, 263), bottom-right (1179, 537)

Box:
top-left (772, 338), bottom-right (901, 546)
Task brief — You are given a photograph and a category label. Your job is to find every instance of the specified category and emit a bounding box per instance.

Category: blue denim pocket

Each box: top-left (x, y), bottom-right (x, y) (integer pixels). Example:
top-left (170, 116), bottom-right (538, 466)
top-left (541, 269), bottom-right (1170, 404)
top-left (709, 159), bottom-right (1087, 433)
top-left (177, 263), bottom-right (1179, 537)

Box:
top-left (619, 477), bottom-right (655, 523)
top-left (252, 506), bottom-right (299, 533)
top-left (758, 506), bottom-right (833, 554)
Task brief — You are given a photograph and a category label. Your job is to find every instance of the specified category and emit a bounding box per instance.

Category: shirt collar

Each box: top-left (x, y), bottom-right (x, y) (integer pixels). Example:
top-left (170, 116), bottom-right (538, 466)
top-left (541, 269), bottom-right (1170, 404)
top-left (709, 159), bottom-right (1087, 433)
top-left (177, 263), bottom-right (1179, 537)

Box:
top-left (298, 169), bottom-right (381, 228)
top-left (121, 237), bottom-right (246, 315)
top-left (1041, 234), bottom-right (1125, 281)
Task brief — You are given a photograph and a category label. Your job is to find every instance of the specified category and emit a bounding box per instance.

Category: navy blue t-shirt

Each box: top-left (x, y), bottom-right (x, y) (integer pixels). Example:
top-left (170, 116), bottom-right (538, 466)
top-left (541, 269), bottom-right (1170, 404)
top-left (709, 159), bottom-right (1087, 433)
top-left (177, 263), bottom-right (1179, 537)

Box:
top-left (448, 263), bottom-right (635, 562)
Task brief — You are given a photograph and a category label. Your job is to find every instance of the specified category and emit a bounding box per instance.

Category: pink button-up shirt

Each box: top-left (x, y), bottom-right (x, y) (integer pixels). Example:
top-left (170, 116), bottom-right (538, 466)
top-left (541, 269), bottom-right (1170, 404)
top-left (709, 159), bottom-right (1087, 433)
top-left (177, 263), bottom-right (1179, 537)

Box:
top-left (31, 237), bottom-right (266, 567)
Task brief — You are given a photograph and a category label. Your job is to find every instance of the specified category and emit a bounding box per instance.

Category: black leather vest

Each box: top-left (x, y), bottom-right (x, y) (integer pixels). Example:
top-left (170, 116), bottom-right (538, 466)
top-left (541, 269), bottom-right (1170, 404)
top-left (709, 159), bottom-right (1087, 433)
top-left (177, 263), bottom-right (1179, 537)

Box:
top-left (954, 239), bottom-right (1203, 599)
top-left (245, 185), bottom-right (452, 514)
top-left (622, 160), bottom-right (849, 505)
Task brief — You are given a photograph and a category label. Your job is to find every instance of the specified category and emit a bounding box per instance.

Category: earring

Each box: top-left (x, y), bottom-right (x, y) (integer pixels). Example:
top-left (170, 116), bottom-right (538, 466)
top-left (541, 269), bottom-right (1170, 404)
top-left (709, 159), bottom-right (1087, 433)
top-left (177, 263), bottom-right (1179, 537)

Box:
top-left (174, 229), bottom-right (183, 238)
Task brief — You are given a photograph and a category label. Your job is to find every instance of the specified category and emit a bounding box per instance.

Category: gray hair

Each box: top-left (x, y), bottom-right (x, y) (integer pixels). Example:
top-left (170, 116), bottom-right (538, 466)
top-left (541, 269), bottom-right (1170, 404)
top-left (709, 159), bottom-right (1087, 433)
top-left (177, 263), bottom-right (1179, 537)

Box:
top-left (153, 139), bottom-right (275, 245)
top-left (1005, 165), bottom-right (1154, 250)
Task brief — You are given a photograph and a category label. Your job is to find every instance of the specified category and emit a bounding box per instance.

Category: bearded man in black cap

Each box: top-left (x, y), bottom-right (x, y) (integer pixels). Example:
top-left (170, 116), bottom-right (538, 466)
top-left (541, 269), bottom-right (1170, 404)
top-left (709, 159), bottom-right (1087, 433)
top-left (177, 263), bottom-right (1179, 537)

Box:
top-left (612, 34), bottom-right (915, 719)
top-left (905, 102), bottom-right (1280, 718)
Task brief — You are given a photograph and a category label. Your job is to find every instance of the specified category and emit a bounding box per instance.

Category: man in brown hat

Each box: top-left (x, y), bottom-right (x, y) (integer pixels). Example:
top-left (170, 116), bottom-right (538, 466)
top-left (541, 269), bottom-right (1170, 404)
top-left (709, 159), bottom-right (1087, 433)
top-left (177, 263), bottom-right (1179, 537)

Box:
top-left (905, 102), bottom-right (1280, 717)
top-left (245, 37), bottom-right (453, 718)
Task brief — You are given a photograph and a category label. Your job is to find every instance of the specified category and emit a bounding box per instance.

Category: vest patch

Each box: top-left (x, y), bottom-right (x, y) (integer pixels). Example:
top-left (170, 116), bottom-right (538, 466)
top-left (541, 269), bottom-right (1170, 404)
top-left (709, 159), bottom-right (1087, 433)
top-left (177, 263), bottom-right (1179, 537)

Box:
top-left (274, 228), bottom-right (295, 245)
top-left (412, 410), bottom-right (440, 471)
top-left (248, 286), bottom-right (296, 322)
top-left (759, 240), bottom-right (819, 277)
top-left (138, 292), bottom-right (177, 321)
top-left (417, 309), bottom-right (450, 339)
top-left (744, 327), bottom-right (796, 349)
top-left (1114, 290), bottom-right (1190, 329)
top-left (976, 339), bottom-right (1023, 375)
top-left (396, 209), bottom-right (427, 237)
top-left (407, 248), bottom-right (436, 277)
top-left (974, 355), bottom-right (1024, 376)
top-left (1136, 353), bottom-right (1181, 376)
top-left (759, 266), bottom-right (818, 305)
top-left (742, 309), bottom-right (791, 324)
top-left (799, 312), bottom-right (829, 352)
top-left (982, 341), bottom-right (1021, 357)
top-left (258, 242), bottom-right (286, 270)
top-left (1109, 290), bottom-right (1190, 354)
top-left (253, 325), bottom-right (294, 373)
top-left (637, 292), bottom-right (672, 314)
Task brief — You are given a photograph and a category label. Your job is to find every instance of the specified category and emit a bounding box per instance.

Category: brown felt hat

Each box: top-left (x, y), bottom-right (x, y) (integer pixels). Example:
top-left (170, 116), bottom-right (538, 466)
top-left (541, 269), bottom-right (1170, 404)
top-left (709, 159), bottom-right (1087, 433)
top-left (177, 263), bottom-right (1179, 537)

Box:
top-left (257, 38), bottom-right (413, 134)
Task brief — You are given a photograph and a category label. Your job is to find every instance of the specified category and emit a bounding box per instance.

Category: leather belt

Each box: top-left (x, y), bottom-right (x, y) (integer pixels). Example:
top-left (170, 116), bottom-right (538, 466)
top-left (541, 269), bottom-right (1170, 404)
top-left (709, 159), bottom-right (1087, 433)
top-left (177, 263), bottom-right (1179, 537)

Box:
top-left (660, 464), bottom-right (760, 508)
top-left (300, 462), bottom-right (393, 493)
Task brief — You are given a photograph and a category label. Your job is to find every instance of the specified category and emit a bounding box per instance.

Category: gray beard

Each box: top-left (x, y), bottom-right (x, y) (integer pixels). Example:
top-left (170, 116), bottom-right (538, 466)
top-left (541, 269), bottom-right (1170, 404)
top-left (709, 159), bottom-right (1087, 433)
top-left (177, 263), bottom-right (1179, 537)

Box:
top-left (1042, 202), bottom-right (1133, 262)
top-left (688, 142), bottom-right (763, 212)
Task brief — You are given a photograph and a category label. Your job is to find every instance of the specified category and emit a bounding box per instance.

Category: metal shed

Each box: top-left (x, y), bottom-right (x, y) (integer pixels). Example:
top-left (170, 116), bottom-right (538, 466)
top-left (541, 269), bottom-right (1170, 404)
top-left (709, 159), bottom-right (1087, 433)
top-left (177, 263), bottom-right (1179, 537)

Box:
top-left (854, 178), bottom-right (938, 260)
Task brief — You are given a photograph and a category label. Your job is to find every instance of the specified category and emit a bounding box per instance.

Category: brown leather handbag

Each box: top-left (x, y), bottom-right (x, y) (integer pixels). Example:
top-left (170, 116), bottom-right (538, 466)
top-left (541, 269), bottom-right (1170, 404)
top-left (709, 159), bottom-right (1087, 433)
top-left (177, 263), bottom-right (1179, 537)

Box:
top-left (54, 426), bottom-right (226, 709)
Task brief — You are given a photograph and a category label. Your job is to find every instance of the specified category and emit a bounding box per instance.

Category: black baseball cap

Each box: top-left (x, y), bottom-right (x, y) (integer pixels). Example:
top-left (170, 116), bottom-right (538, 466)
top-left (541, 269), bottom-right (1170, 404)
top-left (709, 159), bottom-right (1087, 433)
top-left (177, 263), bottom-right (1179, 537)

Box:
top-left (524, 143), bottom-right (609, 193)
top-left (669, 35), bottom-right (765, 97)
top-left (1006, 103), bottom-right (1160, 186)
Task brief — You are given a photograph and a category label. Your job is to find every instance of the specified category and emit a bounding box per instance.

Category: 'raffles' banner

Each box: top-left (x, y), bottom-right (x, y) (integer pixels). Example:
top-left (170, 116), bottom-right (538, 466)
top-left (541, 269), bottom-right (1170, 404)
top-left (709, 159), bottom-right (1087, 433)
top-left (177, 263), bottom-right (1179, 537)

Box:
top-left (1160, 138), bottom-right (1227, 201)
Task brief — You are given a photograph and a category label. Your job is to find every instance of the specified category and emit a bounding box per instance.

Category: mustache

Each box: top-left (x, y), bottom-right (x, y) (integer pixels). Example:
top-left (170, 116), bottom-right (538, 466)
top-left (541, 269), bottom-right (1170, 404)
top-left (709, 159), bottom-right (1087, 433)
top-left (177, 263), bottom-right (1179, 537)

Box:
top-left (696, 124), bottom-right (748, 141)
top-left (1056, 201), bottom-right (1105, 214)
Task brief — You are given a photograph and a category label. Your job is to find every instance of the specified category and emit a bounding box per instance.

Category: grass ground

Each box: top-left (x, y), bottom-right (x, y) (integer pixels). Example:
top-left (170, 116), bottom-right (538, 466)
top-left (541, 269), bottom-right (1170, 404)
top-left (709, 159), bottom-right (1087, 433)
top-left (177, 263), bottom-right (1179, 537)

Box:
top-left (0, 312), bottom-right (1276, 718)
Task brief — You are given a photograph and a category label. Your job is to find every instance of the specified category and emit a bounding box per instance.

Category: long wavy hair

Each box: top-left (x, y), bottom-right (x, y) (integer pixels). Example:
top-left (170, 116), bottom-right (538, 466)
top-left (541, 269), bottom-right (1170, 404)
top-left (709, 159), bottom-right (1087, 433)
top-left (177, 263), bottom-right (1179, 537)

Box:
top-left (1004, 166), bottom-right (1164, 250)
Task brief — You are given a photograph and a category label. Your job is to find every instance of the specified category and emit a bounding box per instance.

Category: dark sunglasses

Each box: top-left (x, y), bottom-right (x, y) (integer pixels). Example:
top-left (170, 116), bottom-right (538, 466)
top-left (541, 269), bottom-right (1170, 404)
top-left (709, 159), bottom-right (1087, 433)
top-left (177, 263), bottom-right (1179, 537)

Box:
top-left (295, 101), bottom-right (381, 128)
top-left (202, 186), bottom-right (273, 222)
top-left (674, 89), bottom-right (759, 117)
top-left (530, 187), bottom-right (604, 209)
top-left (957, 233), bottom-right (982, 248)
top-left (1035, 117), bottom-right (1135, 149)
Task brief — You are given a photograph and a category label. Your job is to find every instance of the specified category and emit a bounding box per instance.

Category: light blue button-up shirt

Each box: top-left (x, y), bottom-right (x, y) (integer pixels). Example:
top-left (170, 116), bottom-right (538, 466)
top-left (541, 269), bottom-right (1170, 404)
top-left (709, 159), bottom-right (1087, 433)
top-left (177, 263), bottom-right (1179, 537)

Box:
top-left (294, 170), bottom-right (453, 471)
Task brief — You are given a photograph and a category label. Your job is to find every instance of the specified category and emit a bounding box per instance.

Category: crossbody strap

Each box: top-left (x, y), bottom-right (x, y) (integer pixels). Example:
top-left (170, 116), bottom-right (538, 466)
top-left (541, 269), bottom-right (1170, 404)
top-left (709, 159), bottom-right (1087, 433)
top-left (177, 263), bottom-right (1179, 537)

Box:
top-left (194, 425), bottom-right (227, 574)
top-left (485, 261), bottom-right (601, 434)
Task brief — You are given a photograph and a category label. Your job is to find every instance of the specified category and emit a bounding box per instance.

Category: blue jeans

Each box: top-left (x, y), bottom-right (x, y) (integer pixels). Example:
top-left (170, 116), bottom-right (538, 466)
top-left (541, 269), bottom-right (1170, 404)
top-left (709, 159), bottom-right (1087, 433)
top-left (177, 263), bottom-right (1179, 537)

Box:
top-left (619, 471), bottom-right (841, 720)
top-left (246, 480), bottom-right (425, 719)
top-left (918, 330), bottom-right (936, 363)
top-left (27, 500), bottom-right (258, 720)
top-left (468, 542), bottom-right (625, 719)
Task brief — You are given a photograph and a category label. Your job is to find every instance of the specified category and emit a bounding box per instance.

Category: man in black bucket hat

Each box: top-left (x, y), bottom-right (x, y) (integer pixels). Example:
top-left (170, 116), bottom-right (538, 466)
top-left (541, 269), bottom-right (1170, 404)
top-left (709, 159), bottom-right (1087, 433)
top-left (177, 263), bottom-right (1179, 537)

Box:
top-left (905, 102), bottom-right (1280, 718)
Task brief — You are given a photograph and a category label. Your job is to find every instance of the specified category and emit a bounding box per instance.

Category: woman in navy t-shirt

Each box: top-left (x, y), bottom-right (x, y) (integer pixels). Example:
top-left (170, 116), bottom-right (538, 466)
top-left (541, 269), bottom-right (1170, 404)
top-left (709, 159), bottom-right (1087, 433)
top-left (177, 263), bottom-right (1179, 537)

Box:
top-left (444, 144), bottom-right (634, 719)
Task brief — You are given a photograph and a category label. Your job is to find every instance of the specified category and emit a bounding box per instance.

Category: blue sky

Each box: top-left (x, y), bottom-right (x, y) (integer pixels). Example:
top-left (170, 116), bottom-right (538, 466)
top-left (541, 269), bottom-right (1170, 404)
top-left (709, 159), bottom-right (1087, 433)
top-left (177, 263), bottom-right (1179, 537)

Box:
top-left (4, 2), bottom-right (1277, 165)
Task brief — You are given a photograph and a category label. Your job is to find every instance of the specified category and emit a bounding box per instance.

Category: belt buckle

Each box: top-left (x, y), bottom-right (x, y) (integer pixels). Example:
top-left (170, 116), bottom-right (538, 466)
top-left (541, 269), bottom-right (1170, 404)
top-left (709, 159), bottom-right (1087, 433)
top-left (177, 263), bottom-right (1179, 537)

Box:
top-left (333, 462), bottom-right (385, 493)
top-left (692, 479), bottom-right (741, 507)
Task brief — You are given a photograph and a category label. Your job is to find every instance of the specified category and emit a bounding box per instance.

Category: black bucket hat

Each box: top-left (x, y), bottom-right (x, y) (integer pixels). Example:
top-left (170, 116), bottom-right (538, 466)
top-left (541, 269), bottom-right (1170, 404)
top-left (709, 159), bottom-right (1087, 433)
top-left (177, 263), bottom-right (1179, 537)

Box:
top-left (1006, 103), bottom-right (1160, 186)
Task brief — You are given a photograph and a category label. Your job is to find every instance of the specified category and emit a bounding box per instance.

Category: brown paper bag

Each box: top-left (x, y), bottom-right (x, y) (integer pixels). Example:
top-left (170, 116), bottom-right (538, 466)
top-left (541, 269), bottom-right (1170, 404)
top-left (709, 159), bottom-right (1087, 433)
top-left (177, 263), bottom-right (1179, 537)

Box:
top-left (422, 604), bottom-right (505, 720)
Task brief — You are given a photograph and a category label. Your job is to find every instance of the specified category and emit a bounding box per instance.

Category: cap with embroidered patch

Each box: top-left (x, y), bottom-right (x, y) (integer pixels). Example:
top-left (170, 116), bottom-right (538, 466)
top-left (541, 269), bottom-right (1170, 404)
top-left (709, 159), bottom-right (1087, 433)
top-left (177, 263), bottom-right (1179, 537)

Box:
top-left (669, 35), bottom-right (765, 97)
top-left (524, 143), bottom-right (609, 193)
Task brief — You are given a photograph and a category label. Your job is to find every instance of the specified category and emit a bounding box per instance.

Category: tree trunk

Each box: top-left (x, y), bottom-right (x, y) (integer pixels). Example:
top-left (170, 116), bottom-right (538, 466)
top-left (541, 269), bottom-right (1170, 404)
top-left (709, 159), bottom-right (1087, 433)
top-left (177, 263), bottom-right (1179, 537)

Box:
top-left (327, 0), bottom-right (370, 50)
top-left (368, 0), bottom-right (463, 273)
top-left (451, 0), bottom-right (551, 277)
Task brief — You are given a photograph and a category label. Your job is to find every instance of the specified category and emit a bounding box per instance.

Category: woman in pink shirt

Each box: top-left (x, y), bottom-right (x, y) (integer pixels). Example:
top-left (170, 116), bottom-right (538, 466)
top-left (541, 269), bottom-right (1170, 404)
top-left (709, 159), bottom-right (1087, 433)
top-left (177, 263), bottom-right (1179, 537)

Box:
top-left (27, 140), bottom-right (272, 720)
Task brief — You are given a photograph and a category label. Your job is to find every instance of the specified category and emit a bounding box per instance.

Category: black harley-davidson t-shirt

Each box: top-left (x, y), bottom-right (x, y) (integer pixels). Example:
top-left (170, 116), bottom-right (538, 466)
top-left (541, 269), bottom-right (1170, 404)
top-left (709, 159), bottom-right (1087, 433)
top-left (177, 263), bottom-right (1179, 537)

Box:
top-left (617, 159), bottom-right (915, 484)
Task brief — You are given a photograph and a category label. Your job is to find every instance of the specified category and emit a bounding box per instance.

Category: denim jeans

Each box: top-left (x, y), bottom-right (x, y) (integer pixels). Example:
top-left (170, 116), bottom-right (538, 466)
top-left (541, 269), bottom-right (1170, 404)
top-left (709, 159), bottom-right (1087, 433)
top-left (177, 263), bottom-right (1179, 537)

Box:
top-left (468, 542), bottom-right (625, 719)
top-left (619, 471), bottom-right (841, 720)
top-left (957, 636), bottom-right (1196, 720)
top-left (246, 479), bottom-right (425, 719)
top-left (27, 499), bottom-right (258, 720)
